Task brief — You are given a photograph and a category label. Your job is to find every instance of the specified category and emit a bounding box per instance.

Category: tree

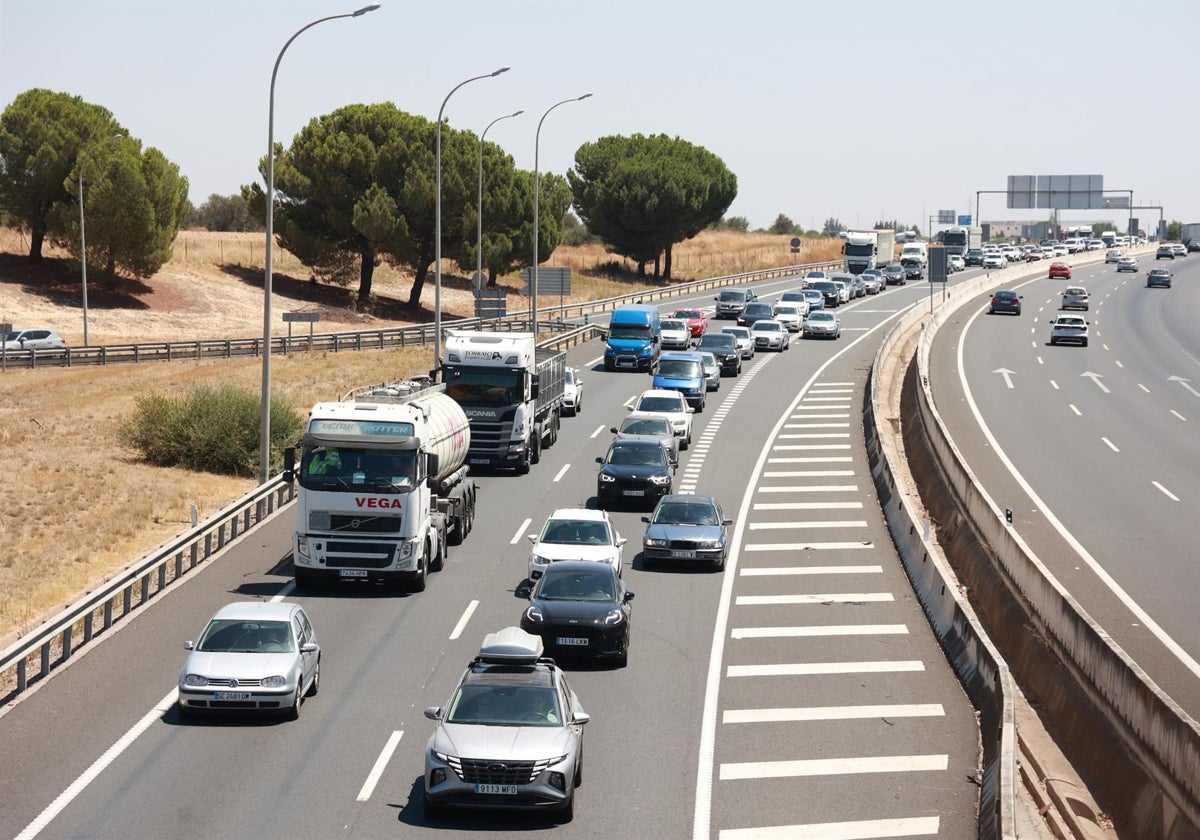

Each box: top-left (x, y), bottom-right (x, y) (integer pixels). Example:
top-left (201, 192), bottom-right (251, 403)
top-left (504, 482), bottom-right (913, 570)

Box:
top-left (0, 88), bottom-right (124, 260)
top-left (822, 217), bottom-right (845, 237)
top-left (193, 193), bottom-right (260, 232)
top-left (568, 134), bottom-right (737, 279)
top-left (1166, 220), bottom-right (1182, 241)
top-left (769, 214), bottom-right (800, 235)
top-left (715, 215), bottom-right (750, 233)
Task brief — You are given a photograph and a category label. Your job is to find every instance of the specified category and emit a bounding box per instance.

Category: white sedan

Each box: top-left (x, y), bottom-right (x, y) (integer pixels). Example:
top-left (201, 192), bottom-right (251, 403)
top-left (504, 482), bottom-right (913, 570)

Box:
top-left (771, 304), bottom-right (804, 332)
top-left (527, 508), bottom-right (626, 580)
top-left (750, 319), bottom-right (790, 351)
top-left (982, 253), bottom-right (1007, 269)
top-left (562, 367), bottom-right (583, 415)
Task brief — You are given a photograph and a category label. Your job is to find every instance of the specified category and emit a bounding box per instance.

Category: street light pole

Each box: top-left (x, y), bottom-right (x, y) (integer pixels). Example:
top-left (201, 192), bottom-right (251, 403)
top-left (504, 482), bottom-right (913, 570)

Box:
top-left (476, 109), bottom-right (523, 297)
top-left (259, 2), bottom-right (380, 485)
top-left (78, 133), bottom-right (123, 347)
top-left (434, 67), bottom-right (509, 379)
top-left (532, 93), bottom-right (592, 336)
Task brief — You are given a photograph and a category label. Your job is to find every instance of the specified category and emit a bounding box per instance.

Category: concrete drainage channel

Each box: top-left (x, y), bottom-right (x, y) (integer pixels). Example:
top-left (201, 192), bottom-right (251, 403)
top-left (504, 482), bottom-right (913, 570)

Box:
top-left (867, 248), bottom-right (1200, 840)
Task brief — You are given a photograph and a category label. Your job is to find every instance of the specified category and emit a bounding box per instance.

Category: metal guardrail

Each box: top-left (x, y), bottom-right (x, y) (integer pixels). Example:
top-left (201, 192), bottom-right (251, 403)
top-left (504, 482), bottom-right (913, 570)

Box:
top-left (0, 479), bottom-right (293, 704)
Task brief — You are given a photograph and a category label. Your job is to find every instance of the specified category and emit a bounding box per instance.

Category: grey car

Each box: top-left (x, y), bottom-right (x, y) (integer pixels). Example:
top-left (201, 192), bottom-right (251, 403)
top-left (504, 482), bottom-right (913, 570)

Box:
top-left (1146, 268), bottom-right (1172, 289)
top-left (696, 350), bottom-right (721, 391)
top-left (1060, 287), bottom-right (1090, 311)
top-left (802, 310), bottom-right (841, 339)
top-left (721, 325), bottom-right (755, 359)
top-left (423, 627), bottom-right (589, 821)
top-left (177, 601), bottom-right (321, 720)
top-left (611, 412), bottom-right (680, 466)
top-left (641, 494), bottom-right (732, 571)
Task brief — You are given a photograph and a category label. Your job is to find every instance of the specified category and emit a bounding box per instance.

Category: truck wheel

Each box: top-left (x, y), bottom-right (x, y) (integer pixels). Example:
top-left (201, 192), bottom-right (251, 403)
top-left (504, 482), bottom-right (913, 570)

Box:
top-left (518, 452), bottom-right (531, 475)
top-left (293, 568), bottom-right (318, 591)
top-left (530, 430), bottom-right (542, 465)
top-left (411, 552), bottom-right (428, 592)
top-left (549, 412), bottom-right (559, 446)
top-left (447, 509), bottom-right (464, 546)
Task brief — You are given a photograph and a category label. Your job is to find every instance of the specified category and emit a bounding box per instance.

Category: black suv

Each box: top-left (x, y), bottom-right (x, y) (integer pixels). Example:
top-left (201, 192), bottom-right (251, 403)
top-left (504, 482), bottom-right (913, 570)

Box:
top-left (695, 332), bottom-right (742, 375)
top-left (737, 301), bottom-right (775, 327)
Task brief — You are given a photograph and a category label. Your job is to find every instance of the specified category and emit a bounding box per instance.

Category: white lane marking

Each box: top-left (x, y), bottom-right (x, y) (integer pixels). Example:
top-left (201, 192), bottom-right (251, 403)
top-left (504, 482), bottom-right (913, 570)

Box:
top-left (768, 457), bottom-right (853, 463)
top-left (784, 423), bottom-right (850, 429)
top-left (590, 425), bottom-right (606, 438)
top-left (812, 381), bottom-right (854, 386)
top-left (15, 690), bottom-right (177, 840)
top-left (1081, 371), bottom-right (1110, 393)
top-left (622, 395), bottom-right (637, 408)
top-left (448, 600), bottom-right (480, 640)
top-left (1169, 375), bottom-right (1200, 398)
top-left (1037, 356), bottom-right (1044, 365)
top-left (793, 404), bottom-right (851, 411)
top-left (773, 444), bottom-right (852, 451)
top-left (778, 433), bottom-right (850, 440)
top-left (1152, 482), bottom-right (1180, 502)
top-left (1171, 410), bottom-right (1187, 421)
top-left (744, 542), bottom-right (874, 552)
top-left (741, 565), bottom-right (881, 576)
top-left (760, 471), bottom-right (855, 478)
top-left (720, 754), bottom-right (947, 780)
top-left (723, 704), bottom-right (943, 724)
top-left (758, 483), bottom-right (859, 492)
top-left (788, 414), bottom-right (850, 420)
top-left (356, 730), bottom-right (404, 802)
top-left (1069, 404), bottom-right (1081, 416)
top-left (1115, 360), bottom-right (1124, 369)
top-left (585, 355), bottom-right (603, 367)
top-left (1101, 437), bottom-right (1120, 453)
top-left (805, 388), bottom-right (853, 394)
top-left (754, 500), bottom-right (862, 509)
top-left (719, 816), bottom-right (941, 840)
top-left (748, 520), bottom-right (867, 529)
top-left (802, 397), bottom-right (853, 402)
top-left (269, 584), bottom-right (292, 603)
top-left (735, 592), bottom-right (893, 606)
top-left (510, 517), bottom-right (532, 544)
top-left (552, 464), bottom-right (570, 483)
top-left (1139, 384), bottom-right (1151, 393)
top-left (727, 660), bottom-right (923, 677)
top-left (994, 368), bottom-right (1016, 389)
top-left (1103, 343), bottom-right (1110, 351)
top-left (957, 301), bottom-right (1200, 681)
top-left (732, 624), bottom-right (908, 639)
top-left (1050, 380), bottom-right (1059, 390)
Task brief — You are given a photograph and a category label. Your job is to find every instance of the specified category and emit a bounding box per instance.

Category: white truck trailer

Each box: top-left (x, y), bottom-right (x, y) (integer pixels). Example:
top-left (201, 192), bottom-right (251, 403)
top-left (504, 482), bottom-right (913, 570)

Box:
top-left (842, 229), bottom-right (896, 273)
top-left (284, 381), bottom-right (476, 592)
top-left (441, 330), bottom-right (565, 473)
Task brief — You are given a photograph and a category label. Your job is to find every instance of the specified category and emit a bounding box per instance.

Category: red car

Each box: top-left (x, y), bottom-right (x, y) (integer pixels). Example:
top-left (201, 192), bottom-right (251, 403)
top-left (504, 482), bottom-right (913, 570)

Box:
top-left (673, 308), bottom-right (708, 337)
top-left (1048, 262), bottom-right (1072, 279)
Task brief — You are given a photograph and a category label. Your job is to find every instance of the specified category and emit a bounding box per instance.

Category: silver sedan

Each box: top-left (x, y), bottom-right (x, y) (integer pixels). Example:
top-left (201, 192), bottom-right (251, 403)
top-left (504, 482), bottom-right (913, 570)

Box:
top-left (803, 311), bottom-right (841, 339)
top-left (750, 319), bottom-right (790, 351)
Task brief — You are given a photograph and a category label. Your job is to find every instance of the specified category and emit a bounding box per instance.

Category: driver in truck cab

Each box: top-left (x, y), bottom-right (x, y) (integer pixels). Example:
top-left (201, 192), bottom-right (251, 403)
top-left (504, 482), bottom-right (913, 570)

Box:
top-left (307, 447), bottom-right (341, 476)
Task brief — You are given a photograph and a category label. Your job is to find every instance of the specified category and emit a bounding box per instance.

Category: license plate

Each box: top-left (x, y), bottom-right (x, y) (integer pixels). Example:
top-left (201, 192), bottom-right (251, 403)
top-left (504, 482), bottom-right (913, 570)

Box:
top-left (338, 569), bottom-right (368, 578)
top-left (622, 489), bottom-right (645, 496)
top-left (618, 360), bottom-right (635, 368)
top-left (469, 458), bottom-right (489, 465)
top-left (474, 784), bottom-right (518, 795)
top-left (214, 692), bottom-right (251, 701)
top-left (556, 637), bottom-right (589, 646)
top-left (671, 549), bottom-right (696, 559)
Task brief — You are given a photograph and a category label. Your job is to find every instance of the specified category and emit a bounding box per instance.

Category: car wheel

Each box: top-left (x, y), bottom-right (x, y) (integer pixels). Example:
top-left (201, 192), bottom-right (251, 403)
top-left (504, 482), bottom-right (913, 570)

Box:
top-left (713, 552), bottom-right (726, 572)
top-left (287, 684), bottom-right (303, 720)
top-left (683, 432), bottom-right (691, 451)
top-left (576, 395), bottom-right (582, 414)
top-left (574, 756), bottom-right (583, 787)
top-left (604, 358), bottom-right (614, 371)
top-left (307, 657), bottom-right (321, 697)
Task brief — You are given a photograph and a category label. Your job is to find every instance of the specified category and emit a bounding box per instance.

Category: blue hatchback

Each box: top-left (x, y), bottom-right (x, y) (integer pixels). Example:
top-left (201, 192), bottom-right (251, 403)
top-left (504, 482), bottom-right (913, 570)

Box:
top-left (650, 351), bottom-right (706, 412)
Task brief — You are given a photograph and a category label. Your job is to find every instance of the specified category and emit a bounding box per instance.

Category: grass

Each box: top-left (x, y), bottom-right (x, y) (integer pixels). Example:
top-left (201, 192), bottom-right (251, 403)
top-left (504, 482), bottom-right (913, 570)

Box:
top-left (0, 225), bottom-right (843, 643)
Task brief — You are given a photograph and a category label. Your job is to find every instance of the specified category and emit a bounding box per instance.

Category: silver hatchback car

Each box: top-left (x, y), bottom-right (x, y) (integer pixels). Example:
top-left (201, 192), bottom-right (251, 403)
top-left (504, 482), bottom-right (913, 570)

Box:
top-left (1061, 287), bottom-right (1090, 311)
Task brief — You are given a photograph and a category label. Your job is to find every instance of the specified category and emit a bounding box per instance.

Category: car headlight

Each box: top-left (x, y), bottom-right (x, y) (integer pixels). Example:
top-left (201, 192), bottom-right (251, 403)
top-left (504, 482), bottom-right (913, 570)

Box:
top-left (598, 472), bottom-right (616, 483)
top-left (262, 675), bottom-right (287, 688)
top-left (183, 674), bottom-right (209, 687)
top-left (697, 539), bottom-right (723, 549)
top-left (432, 749), bottom-right (455, 764)
top-left (649, 474), bottom-right (671, 485)
top-left (604, 609), bottom-right (624, 626)
top-left (644, 537), bottom-right (669, 548)
top-left (525, 605), bottom-right (545, 624)
top-left (531, 554), bottom-right (551, 567)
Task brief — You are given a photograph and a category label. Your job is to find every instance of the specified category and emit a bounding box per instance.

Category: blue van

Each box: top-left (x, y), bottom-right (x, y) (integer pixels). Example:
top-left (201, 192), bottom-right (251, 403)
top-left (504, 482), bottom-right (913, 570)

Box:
top-left (604, 304), bottom-right (661, 371)
top-left (650, 351), bottom-right (706, 412)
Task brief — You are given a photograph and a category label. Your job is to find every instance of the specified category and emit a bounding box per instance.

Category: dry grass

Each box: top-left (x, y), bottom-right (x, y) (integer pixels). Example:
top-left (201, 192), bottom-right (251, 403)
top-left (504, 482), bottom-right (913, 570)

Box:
top-left (0, 225), bottom-right (841, 644)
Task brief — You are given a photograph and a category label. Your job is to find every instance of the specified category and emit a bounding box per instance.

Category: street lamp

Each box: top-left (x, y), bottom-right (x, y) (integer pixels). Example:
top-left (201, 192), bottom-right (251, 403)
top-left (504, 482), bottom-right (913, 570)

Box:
top-left (78, 133), bottom-right (123, 347)
top-left (433, 67), bottom-right (510, 379)
top-left (532, 93), bottom-right (592, 336)
top-left (259, 2), bottom-right (380, 485)
top-left (476, 109), bottom-right (523, 296)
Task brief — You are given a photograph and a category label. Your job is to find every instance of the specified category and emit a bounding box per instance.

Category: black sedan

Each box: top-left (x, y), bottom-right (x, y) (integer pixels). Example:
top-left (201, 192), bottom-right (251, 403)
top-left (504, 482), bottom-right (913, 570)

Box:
top-left (641, 494), bottom-right (731, 571)
top-left (695, 332), bottom-right (742, 375)
top-left (520, 561), bottom-right (634, 666)
top-left (882, 263), bottom-right (907, 285)
top-left (808, 280), bottom-right (841, 307)
top-left (595, 439), bottom-right (674, 509)
top-left (736, 301), bottom-right (775, 327)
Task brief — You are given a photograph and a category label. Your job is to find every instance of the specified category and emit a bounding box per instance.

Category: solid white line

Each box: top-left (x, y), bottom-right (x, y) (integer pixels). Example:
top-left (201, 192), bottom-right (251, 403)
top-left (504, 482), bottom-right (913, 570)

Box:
top-left (740, 565), bottom-right (882, 576)
top-left (356, 730), bottom-right (404, 802)
top-left (590, 425), bottom-right (606, 438)
top-left (801, 397), bottom-right (852, 402)
top-left (623, 395), bottom-right (636, 408)
top-left (1101, 437), bottom-right (1120, 452)
top-left (1069, 404), bottom-right (1081, 416)
top-left (793, 404), bottom-right (850, 411)
top-left (552, 464), bottom-right (570, 482)
top-left (761, 470), bottom-right (855, 478)
top-left (585, 355), bottom-right (603, 367)
top-left (15, 690), bottom-right (177, 840)
top-left (804, 388), bottom-right (853, 394)
top-left (744, 542), bottom-right (875, 552)
top-left (754, 498), bottom-right (862, 507)
top-left (720, 754), bottom-right (946, 780)
top-left (510, 517), bottom-right (532, 544)
top-left (784, 423), bottom-right (851, 429)
top-left (773, 444), bottom-right (851, 451)
top-left (732, 624), bottom-right (908, 639)
top-left (723, 704), bottom-right (943, 724)
top-left (448, 600), bottom-right (480, 640)
top-left (1152, 481), bottom-right (1180, 502)
top-left (748, 520), bottom-right (867, 529)
top-left (1115, 360), bottom-right (1124, 369)
top-left (735, 592), bottom-right (893, 606)
top-left (719, 816), bottom-right (940, 840)
top-left (727, 661), bottom-right (924, 677)
top-left (778, 433), bottom-right (850, 439)
top-left (768, 457), bottom-right (853, 464)
top-left (758, 482), bottom-right (858, 491)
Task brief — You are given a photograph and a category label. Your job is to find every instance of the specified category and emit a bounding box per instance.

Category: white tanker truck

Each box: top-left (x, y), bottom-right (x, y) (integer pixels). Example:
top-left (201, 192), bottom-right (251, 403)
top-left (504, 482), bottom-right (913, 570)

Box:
top-left (283, 380), bottom-right (477, 592)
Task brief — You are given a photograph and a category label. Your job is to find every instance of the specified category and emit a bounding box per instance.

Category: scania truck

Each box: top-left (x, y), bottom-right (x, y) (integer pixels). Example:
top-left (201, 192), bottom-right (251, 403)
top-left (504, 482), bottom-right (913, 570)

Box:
top-left (842, 228), bottom-right (896, 274)
top-left (442, 330), bottom-right (565, 473)
top-left (940, 226), bottom-right (981, 258)
top-left (285, 380), bottom-right (476, 592)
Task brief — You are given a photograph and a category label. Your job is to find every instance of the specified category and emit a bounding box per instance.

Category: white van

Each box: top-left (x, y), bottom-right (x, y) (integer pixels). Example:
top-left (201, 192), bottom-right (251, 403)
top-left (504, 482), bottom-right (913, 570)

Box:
top-left (899, 241), bottom-right (928, 266)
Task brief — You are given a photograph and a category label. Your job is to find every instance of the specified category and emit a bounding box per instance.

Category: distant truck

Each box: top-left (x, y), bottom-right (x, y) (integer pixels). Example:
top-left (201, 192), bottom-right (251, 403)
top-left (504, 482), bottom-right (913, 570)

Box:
top-left (603, 303), bottom-right (662, 371)
top-left (1181, 223), bottom-right (1200, 246)
top-left (940, 226), bottom-right (981, 258)
top-left (899, 240), bottom-right (928, 267)
top-left (285, 380), bottom-right (476, 591)
top-left (442, 330), bottom-right (565, 473)
top-left (842, 229), bottom-right (896, 274)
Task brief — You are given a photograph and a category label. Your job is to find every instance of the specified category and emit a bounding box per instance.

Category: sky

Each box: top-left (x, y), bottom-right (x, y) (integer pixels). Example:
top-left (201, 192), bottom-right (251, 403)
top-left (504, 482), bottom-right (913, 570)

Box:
top-left (2, 0), bottom-right (1198, 235)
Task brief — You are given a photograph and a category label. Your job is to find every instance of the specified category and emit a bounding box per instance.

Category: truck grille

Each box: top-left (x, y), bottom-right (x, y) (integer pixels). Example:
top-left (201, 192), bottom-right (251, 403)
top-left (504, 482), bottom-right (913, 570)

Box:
top-left (327, 514), bottom-right (401, 534)
top-left (323, 541), bottom-right (396, 569)
top-left (468, 419), bottom-right (515, 451)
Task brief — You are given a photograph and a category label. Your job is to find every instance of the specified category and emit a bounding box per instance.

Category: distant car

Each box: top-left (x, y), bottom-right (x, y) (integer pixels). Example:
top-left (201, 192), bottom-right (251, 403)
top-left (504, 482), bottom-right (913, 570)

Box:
top-left (177, 601), bottom-right (320, 720)
top-left (964, 249), bottom-right (985, 267)
top-left (737, 301), bottom-right (775, 327)
top-left (900, 258), bottom-right (924, 280)
top-left (982, 253), bottom-right (1007, 270)
top-left (1171, 243), bottom-right (1187, 257)
top-left (2, 328), bottom-right (67, 352)
top-left (830, 279), bottom-right (852, 303)
top-left (1146, 268), bottom-right (1172, 289)
top-left (1156, 245), bottom-right (1174, 260)
top-left (771, 303), bottom-right (804, 332)
top-left (641, 494), bottom-right (732, 571)
top-left (527, 508), bottom-right (626, 580)
top-left (947, 255), bottom-right (965, 273)
top-left (808, 279), bottom-right (842, 306)
top-left (562, 367), bottom-right (583, 416)
top-left (1116, 256), bottom-right (1137, 273)
top-left (612, 412), bottom-right (679, 467)
top-left (988, 290), bottom-right (1022, 315)
top-left (696, 351), bottom-right (721, 392)
top-left (713, 288), bottom-right (756, 319)
top-left (1048, 262), bottom-right (1072, 279)
top-left (595, 438), bottom-right (675, 509)
top-left (1052, 244), bottom-right (1069, 257)
top-left (521, 561), bottom-right (634, 667)
top-left (861, 268), bottom-right (885, 292)
top-left (694, 332), bottom-right (742, 375)
top-left (720, 325), bottom-right (755, 359)
top-left (1188, 241), bottom-right (1200, 253)
top-left (750, 319), bottom-right (790, 351)
top-left (882, 264), bottom-right (906, 285)
top-left (778, 289), bottom-right (809, 306)
top-left (801, 288), bottom-right (826, 311)
top-left (1104, 249), bottom-right (1123, 264)
top-left (672, 308), bottom-right (708, 338)
top-left (659, 318), bottom-right (691, 350)
top-left (1049, 315), bottom-right (1089, 347)
top-left (1061, 286), bottom-right (1090, 310)
top-left (802, 270), bottom-right (828, 287)
top-left (1025, 248), bottom-right (1043, 262)
top-left (802, 310), bottom-right (841, 339)
top-left (630, 389), bottom-right (693, 448)
top-left (422, 628), bottom-right (588, 820)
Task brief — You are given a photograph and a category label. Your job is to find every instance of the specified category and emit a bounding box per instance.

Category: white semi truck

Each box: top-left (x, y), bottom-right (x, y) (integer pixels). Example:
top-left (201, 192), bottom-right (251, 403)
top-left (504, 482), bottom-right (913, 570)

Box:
top-left (841, 229), bottom-right (896, 274)
top-left (284, 381), bottom-right (476, 592)
top-left (441, 330), bottom-right (565, 473)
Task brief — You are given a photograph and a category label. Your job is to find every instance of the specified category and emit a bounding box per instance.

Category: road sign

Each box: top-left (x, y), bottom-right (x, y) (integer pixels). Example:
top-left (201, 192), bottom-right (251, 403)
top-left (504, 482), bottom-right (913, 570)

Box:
top-left (0, 322), bottom-right (11, 338)
top-left (957, 215), bottom-right (972, 226)
top-left (282, 312), bottom-right (320, 323)
top-left (519, 266), bottom-right (571, 296)
top-left (475, 287), bottom-right (507, 319)
top-left (937, 210), bottom-right (955, 225)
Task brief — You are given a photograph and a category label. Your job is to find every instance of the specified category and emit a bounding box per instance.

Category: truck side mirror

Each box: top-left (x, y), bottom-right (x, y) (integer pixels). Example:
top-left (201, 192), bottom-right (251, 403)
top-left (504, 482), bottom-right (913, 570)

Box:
top-left (426, 453), bottom-right (439, 481)
top-left (282, 447), bottom-right (296, 483)
top-left (531, 375), bottom-right (541, 399)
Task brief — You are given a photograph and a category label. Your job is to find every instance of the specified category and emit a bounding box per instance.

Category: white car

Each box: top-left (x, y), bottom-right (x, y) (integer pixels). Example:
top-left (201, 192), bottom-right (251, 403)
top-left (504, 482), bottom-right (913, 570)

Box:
top-left (1052, 244), bottom-right (1069, 257)
top-left (947, 255), bottom-right (965, 273)
top-left (831, 280), bottom-right (852, 303)
top-left (630, 388), bottom-right (694, 449)
top-left (3, 328), bottom-right (67, 352)
top-left (1049, 315), bottom-right (1089, 347)
top-left (527, 508), bottom-right (626, 580)
top-left (720, 325), bottom-right (755, 359)
top-left (1104, 249), bottom-right (1123, 264)
top-left (771, 303), bottom-right (804, 332)
top-left (562, 367), bottom-right (582, 415)
top-left (659, 319), bottom-right (691, 350)
top-left (982, 253), bottom-right (1007, 269)
top-left (1001, 246), bottom-right (1020, 264)
top-left (750, 319), bottom-right (790, 351)
top-left (1116, 256), bottom-right (1137, 273)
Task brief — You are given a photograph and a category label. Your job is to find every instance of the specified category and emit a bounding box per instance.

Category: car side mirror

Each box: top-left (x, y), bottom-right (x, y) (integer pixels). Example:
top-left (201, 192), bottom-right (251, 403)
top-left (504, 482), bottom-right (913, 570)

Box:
top-left (574, 711), bottom-right (591, 725)
top-left (610, 426), bottom-right (618, 434)
top-left (300, 642), bottom-right (318, 653)
top-left (616, 537), bottom-right (627, 547)
top-left (641, 516), bottom-right (650, 523)
top-left (423, 706), bottom-right (442, 721)
top-left (686, 406), bottom-right (695, 414)
top-left (623, 591), bottom-right (635, 603)
top-left (527, 533), bottom-right (538, 544)
top-left (595, 456), bottom-right (604, 464)
top-left (183, 641), bottom-right (194, 650)
top-left (722, 518), bottom-right (733, 526)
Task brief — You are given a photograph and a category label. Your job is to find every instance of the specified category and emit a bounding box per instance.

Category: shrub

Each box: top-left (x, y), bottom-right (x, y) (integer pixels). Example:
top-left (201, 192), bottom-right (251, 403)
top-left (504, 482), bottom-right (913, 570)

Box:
top-left (119, 383), bottom-right (304, 477)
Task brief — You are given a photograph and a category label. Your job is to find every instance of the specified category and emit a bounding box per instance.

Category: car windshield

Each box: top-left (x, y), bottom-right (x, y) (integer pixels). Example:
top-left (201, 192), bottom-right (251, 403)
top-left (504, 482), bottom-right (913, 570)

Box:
top-left (540, 519), bottom-right (611, 545)
top-left (722, 328), bottom-right (750, 339)
top-left (806, 271), bottom-right (826, 279)
top-left (809, 313), bottom-right (834, 323)
top-left (637, 396), bottom-right (683, 413)
top-left (675, 310), bottom-right (701, 319)
top-left (995, 292), bottom-right (1018, 300)
top-left (661, 320), bottom-right (687, 332)
top-left (1057, 318), bottom-right (1085, 327)
top-left (811, 281), bottom-right (836, 292)
top-left (698, 334), bottom-right (735, 348)
top-left (621, 417), bottom-right (671, 436)
top-left (446, 685), bottom-right (563, 727)
top-left (753, 322), bottom-right (781, 333)
top-left (718, 291), bottom-right (747, 302)
top-left (536, 569), bottom-right (617, 602)
top-left (197, 619), bottom-right (294, 653)
top-left (744, 304), bottom-right (772, 315)
top-left (654, 501), bottom-right (720, 526)
top-left (607, 445), bottom-right (667, 466)
top-left (775, 306), bottom-right (799, 316)
top-left (655, 360), bottom-right (701, 378)
top-left (609, 323), bottom-right (651, 340)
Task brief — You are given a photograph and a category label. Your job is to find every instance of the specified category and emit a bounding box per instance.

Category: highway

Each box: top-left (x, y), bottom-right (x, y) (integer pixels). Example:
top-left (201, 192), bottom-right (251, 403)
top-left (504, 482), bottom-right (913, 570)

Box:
top-left (2, 269), bottom-right (989, 840)
top-left (927, 252), bottom-right (1200, 719)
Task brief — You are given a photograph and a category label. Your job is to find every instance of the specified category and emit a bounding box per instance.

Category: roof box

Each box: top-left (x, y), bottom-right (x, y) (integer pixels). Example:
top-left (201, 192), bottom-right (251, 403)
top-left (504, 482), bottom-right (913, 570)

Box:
top-left (477, 627), bottom-right (544, 665)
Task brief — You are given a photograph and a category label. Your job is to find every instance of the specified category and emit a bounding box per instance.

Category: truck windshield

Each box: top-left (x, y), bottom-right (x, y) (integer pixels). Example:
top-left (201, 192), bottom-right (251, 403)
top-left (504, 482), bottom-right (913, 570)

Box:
top-left (444, 369), bottom-right (523, 406)
top-left (943, 233), bottom-right (966, 246)
top-left (608, 324), bottom-right (651, 340)
top-left (299, 447), bottom-right (417, 493)
top-left (844, 243), bottom-right (874, 256)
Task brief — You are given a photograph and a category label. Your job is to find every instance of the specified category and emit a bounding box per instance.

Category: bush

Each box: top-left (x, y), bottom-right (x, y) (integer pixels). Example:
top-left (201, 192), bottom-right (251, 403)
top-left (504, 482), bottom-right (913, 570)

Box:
top-left (119, 383), bottom-right (304, 477)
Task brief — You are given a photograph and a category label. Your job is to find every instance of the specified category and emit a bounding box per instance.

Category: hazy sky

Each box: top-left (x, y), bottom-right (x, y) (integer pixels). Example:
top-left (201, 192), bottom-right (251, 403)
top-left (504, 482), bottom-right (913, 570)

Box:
top-left (3, 0), bottom-right (1197, 234)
